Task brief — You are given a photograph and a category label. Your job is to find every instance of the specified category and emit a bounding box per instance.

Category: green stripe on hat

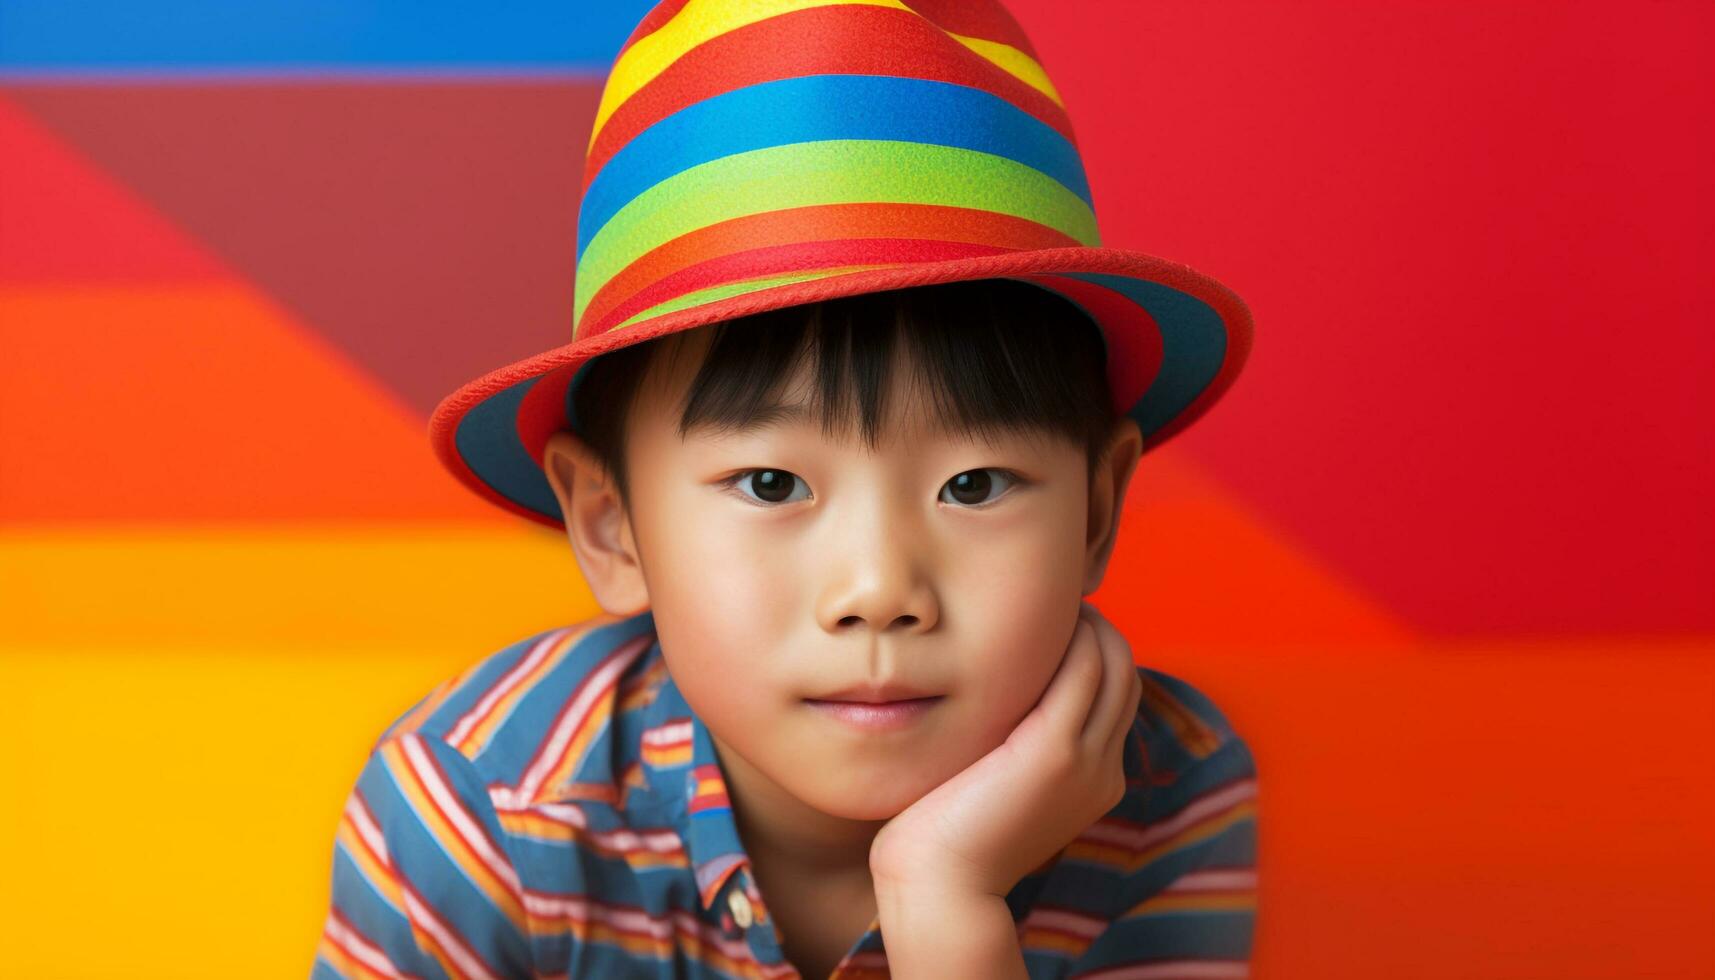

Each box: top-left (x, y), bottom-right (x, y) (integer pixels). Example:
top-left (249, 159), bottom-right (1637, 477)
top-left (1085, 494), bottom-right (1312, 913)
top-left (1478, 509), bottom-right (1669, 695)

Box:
top-left (573, 139), bottom-right (1100, 326)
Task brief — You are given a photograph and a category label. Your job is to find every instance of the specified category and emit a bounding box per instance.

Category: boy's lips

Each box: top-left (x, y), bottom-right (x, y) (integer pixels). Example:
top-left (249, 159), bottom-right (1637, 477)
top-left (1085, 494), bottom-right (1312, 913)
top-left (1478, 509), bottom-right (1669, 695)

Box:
top-left (803, 696), bottom-right (944, 732)
top-left (807, 680), bottom-right (942, 703)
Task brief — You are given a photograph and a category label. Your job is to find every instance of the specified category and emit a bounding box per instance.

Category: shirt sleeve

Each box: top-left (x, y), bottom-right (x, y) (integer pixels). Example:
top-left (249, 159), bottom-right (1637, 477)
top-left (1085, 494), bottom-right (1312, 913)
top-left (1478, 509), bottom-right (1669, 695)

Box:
top-left (1066, 672), bottom-right (1261, 977)
top-left (312, 731), bottom-right (537, 980)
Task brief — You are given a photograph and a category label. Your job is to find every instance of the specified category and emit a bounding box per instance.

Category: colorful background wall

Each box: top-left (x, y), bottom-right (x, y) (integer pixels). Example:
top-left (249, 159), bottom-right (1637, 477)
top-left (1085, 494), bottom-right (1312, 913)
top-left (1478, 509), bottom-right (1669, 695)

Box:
top-left (2, 1), bottom-right (1710, 976)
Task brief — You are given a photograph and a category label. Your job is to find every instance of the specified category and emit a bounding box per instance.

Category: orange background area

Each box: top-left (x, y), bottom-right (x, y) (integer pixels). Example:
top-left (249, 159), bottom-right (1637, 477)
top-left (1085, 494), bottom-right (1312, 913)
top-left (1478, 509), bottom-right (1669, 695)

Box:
top-left (2, 1), bottom-right (1712, 976)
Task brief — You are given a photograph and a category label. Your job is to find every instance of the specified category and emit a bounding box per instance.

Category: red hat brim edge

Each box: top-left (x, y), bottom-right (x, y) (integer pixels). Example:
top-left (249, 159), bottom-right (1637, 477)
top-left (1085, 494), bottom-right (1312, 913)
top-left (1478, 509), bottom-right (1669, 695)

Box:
top-left (427, 245), bottom-right (1254, 531)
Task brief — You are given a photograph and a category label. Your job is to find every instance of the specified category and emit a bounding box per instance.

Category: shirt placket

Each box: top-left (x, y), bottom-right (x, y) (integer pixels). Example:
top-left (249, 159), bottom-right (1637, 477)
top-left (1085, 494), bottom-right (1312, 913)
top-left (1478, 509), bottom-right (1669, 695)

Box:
top-left (716, 865), bottom-right (787, 967)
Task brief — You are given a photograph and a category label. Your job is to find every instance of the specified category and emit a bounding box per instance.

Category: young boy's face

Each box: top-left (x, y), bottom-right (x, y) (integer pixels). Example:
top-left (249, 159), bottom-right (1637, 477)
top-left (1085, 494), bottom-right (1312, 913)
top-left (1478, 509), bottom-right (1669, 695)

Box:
top-left (545, 324), bottom-right (1140, 823)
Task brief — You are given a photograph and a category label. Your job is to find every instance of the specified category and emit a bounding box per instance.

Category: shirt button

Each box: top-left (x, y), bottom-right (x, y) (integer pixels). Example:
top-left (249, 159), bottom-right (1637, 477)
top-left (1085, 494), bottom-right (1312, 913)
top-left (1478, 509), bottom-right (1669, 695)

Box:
top-left (727, 888), bottom-right (754, 929)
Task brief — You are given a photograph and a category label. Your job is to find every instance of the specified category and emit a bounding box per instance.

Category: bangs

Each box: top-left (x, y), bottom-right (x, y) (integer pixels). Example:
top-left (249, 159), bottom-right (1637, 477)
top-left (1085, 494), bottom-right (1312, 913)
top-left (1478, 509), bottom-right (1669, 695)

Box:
top-left (571, 278), bottom-right (1115, 507)
top-left (678, 279), bottom-right (1109, 450)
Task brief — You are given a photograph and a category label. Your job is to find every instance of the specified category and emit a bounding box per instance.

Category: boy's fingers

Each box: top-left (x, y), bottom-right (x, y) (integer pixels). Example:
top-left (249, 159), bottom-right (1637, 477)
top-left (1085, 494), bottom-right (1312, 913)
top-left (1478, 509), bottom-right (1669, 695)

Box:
top-left (1039, 616), bottom-right (1104, 741)
top-left (1079, 605), bottom-right (1135, 747)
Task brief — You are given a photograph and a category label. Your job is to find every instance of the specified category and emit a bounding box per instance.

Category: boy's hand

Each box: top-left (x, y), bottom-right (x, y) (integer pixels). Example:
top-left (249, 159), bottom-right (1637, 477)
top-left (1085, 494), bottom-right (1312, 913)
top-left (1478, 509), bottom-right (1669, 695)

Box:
top-left (869, 601), bottom-right (1143, 899)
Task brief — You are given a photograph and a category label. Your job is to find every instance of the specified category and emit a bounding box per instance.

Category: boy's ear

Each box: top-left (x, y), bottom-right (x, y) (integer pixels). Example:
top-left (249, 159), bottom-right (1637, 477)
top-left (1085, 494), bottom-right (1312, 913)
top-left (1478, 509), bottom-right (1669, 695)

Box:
top-left (542, 430), bottom-right (650, 616)
top-left (1082, 417), bottom-right (1145, 596)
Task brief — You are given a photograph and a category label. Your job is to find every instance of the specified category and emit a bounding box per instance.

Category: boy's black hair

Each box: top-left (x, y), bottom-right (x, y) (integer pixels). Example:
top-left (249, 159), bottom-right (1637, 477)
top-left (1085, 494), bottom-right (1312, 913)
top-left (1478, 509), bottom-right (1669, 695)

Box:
top-left (569, 277), bottom-right (1117, 512)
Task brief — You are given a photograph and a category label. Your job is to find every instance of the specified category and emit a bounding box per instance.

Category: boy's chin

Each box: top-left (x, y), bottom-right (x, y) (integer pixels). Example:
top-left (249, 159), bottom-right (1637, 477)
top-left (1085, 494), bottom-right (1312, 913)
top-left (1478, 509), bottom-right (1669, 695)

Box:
top-left (795, 788), bottom-right (916, 823)
top-left (782, 767), bottom-right (947, 822)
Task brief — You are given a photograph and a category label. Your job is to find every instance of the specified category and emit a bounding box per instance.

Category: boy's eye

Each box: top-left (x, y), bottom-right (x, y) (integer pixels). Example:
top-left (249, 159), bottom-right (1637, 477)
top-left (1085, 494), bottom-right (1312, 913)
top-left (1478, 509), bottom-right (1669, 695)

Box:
top-left (720, 467), bottom-right (1022, 508)
top-left (940, 468), bottom-right (1020, 508)
top-left (725, 469), bottom-right (812, 506)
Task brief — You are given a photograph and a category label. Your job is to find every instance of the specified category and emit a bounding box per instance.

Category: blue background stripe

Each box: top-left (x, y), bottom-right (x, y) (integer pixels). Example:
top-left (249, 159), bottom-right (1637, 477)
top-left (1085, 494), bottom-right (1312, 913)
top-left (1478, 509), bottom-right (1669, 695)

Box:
top-left (0, 0), bottom-right (657, 76)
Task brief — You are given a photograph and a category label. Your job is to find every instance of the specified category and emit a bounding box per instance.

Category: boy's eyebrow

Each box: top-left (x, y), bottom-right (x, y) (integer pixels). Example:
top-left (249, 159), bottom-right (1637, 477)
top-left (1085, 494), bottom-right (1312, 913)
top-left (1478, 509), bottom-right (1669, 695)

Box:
top-left (685, 392), bottom-right (1027, 444)
top-left (686, 398), bottom-right (818, 437)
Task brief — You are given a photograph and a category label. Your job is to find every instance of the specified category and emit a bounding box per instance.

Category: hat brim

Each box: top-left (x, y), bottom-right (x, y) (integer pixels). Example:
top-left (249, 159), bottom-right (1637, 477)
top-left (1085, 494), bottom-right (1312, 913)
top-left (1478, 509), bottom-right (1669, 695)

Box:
top-left (428, 245), bottom-right (1253, 530)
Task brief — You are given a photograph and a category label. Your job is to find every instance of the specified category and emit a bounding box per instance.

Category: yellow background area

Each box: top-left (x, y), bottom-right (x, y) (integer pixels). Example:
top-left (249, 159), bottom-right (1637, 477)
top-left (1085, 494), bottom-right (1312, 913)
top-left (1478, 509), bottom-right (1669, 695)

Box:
top-left (0, 527), bottom-right (599, 975)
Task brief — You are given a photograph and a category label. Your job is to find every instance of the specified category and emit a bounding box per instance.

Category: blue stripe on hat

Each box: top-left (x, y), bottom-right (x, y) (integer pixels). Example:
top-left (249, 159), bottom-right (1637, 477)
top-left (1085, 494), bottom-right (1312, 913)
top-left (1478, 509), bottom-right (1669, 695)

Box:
top-left (454, 375), bottom-right (562, 521)
top-left (1068, 273), bottom-right (1231, 439)
top-left (577, 73), bottom-right (1093, 261)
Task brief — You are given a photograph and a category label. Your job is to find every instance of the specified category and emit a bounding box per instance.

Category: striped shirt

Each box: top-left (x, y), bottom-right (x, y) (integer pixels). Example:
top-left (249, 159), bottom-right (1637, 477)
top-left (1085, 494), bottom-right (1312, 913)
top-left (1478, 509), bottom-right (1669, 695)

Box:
top-left (313, 609), bottom-right (1259, 979)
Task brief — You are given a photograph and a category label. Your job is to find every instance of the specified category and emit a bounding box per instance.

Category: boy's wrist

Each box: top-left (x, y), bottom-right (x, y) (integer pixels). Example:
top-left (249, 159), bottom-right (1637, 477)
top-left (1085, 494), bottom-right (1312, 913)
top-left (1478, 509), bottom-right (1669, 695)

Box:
top-left (872, 877), bottom-right (1028, 980)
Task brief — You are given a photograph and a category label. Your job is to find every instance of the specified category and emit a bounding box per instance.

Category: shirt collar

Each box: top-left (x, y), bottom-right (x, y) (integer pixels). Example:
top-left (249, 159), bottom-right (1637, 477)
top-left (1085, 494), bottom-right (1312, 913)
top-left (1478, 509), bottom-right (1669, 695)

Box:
top-left (627, 613), bottom-right (756, 913)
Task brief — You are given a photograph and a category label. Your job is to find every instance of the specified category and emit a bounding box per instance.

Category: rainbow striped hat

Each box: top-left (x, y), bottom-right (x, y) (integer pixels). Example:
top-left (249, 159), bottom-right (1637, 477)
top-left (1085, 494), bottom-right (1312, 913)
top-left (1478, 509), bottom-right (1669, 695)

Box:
top-left (430, 0), bottom-right (1254, 530)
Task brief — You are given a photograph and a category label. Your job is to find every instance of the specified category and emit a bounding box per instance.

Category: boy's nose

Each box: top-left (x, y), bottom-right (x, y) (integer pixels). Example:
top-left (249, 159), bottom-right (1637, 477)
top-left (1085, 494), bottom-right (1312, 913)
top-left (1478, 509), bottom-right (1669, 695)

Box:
top-left (814, 516), bottom-right (939, 634)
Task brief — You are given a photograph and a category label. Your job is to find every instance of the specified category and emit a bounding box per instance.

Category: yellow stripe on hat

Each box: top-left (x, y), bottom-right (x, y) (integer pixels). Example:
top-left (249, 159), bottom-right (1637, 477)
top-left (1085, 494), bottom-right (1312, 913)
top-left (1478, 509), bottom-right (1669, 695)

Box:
top-left (946, 31), bottom-right (1064, 107)
top-left (590, 0), bottom-right (916, 154)
top-left (589, 0), bottom-right (1063, 151)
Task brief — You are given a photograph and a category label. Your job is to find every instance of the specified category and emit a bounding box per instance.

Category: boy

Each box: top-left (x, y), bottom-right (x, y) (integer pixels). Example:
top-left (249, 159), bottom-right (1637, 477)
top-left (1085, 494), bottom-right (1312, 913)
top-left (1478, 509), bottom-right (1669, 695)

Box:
top-left (315, 2), bottom-right (1258, 978)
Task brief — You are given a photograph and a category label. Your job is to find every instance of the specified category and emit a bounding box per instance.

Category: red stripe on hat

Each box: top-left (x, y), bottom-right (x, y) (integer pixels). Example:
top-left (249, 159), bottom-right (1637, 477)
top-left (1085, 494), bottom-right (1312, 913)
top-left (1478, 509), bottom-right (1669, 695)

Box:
top-left (590, 238), bottom-right (1016, 339)
top-left (584, 4), bottom-right (1075, 194)
top-left (904, 0), bottom-right (1045, 58)
top-left (579, 202), bottom-right (1083, 337)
